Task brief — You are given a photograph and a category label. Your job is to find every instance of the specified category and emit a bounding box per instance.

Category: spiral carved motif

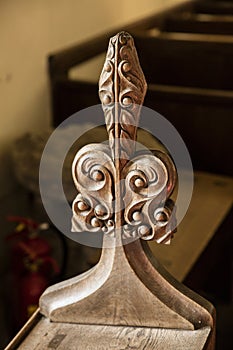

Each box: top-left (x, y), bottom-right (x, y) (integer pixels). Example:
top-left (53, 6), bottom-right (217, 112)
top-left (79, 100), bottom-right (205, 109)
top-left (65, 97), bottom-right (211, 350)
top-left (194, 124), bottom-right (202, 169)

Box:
top-left (122, 150), bottom-right (177, 243)
top-left (71, 144), bottom-right (115, 234)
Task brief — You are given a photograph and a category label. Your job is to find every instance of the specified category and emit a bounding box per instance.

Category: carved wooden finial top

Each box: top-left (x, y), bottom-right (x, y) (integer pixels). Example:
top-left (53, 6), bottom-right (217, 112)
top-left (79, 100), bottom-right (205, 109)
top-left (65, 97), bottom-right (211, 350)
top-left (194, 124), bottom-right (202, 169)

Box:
top-left (71, 31), bottom-right (176, 244)
top-left (40, 33), bottom-right (214, 344)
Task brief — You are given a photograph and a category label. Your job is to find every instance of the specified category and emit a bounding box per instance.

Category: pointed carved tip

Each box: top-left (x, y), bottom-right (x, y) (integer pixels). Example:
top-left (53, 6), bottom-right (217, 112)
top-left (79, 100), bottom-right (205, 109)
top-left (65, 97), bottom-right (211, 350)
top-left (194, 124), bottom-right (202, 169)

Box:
top-left (99, 31), bottom-right (147, 162)
top-left (99, 30), bottom-right (147, 107)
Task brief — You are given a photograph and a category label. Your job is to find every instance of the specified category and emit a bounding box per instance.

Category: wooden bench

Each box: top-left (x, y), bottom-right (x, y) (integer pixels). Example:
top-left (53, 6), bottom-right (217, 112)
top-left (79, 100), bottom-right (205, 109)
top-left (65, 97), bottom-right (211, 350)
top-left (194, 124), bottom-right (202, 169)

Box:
top-left (194, 1), bottom-right (233, 16)
top-left (163, 13), bottom-right (233, 35)
top-left (134, 31), bottom-right (233, 90)
top-left (144, 85), bottom-right (233, 176)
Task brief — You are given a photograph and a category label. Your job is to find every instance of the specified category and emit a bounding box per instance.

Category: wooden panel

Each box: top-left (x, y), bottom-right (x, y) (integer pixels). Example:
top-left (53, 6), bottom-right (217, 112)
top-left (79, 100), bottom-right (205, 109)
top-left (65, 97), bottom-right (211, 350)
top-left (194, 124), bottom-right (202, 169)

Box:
top-left (51, 79), bottom-right (99, 125)
top-left (164, 14), bottom-right (233, 35)
top-left (195, 1), bottom-right (233, 15)
top-left (134, 32), bottom-right (233, 90)
top-left (145, 84), bottom-right (233, 176)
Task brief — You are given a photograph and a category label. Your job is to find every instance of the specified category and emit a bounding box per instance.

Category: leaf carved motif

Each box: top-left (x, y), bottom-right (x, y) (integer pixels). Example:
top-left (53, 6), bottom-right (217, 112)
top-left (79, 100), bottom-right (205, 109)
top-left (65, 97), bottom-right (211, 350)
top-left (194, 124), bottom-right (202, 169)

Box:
top-left (99, 32), bottom-right (147, 167)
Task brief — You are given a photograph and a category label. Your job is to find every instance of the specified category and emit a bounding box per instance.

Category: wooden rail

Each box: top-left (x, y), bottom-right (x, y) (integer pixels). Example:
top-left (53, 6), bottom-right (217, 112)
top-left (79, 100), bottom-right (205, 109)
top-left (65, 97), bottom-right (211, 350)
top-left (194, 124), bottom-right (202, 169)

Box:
top-left (164, 14), bottom-right (233, 35)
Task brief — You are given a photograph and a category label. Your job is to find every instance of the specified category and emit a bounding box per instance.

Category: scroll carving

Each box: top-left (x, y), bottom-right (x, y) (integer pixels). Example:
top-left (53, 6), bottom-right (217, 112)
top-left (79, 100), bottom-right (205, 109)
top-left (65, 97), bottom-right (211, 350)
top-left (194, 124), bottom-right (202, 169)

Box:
top-left (72, 32), bottom-right (177, 243)
top-left (72, 144), bottom-right (115, 235)
top-left (122, 150), bottom-right (176, 243)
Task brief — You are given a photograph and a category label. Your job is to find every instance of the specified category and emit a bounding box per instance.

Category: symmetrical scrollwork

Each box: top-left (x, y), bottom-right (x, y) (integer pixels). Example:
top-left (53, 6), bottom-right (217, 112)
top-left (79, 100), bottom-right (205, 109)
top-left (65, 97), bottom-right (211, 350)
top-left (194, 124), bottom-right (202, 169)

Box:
top-left (71, 32), bottom-right (177, 244)
top-left (99, 31), bottom-right (147, 168)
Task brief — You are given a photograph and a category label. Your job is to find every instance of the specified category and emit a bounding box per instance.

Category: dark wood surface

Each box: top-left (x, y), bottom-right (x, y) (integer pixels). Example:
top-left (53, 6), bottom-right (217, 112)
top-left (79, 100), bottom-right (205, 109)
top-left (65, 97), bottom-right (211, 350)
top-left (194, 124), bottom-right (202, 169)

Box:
top-left (145, 85), bottom-right (233, 176)
top-left (164, 14), bottom-right (233, 35)
top-left (194, 1), bottom-right (233, 15)
top-left (134, 32), bottom-right (233, 90)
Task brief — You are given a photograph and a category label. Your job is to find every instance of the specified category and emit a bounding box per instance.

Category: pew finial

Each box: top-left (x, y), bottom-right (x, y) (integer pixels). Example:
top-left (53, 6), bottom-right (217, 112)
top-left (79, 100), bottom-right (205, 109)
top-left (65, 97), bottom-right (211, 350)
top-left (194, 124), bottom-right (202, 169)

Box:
top-left (72, 31), bottom-right (176, 245)
top-left (39, 32), bottom-right (215, 349)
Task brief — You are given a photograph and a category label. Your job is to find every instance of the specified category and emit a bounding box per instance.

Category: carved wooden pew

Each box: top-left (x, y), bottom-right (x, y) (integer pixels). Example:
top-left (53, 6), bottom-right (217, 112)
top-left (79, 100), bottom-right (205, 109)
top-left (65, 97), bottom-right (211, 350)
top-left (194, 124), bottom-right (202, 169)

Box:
top-left (194, 1), bottom-right (233, 16)
top-left (144, 85), bottom-right (233, 176)
top-left (134, 31), bottom-right (233, 90)
top-left (163, 13), bottom-right (233, 35)
top-left (5, 31), bottom-right (216, 350)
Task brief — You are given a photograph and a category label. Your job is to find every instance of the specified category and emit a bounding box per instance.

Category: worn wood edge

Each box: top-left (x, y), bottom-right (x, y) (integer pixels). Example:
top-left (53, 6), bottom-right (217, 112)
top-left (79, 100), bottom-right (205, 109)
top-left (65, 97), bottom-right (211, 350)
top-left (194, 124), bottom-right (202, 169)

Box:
top-left (17, 317), bottom-right (211, 350)
top-left (39, 239), bottom-right (116, 316)
top-left (4, 309), bottom-right (41, 350)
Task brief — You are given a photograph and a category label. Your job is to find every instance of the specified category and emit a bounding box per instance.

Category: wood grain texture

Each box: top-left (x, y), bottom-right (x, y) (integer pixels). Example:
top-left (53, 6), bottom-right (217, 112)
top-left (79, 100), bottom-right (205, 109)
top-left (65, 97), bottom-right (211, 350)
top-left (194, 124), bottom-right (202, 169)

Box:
top-left (17, 316), bottom-right (211, 350)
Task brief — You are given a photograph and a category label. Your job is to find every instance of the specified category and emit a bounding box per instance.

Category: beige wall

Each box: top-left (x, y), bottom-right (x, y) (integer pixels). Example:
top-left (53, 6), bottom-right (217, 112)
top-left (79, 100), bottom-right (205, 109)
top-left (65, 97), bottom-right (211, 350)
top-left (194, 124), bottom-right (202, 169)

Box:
top-left (0, 0), bottom-right (187, 197)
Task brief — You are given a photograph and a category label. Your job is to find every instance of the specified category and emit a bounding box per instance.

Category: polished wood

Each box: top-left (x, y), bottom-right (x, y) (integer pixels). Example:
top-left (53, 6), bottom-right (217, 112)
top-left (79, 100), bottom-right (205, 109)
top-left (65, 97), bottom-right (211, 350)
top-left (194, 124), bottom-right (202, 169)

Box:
top-left (194, 1), bottom-right (233, 16)
top-left (145, 85), bottom-right (233, 176)
top-left (164, 14), bottom-right (233, 35)
top-left (134, 32), bottom-right (233, 90)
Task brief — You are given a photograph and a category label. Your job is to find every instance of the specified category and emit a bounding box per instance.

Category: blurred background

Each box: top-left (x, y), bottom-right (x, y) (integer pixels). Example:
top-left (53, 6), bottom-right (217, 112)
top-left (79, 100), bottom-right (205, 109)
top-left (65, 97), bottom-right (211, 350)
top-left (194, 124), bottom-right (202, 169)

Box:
top-left (0, 0), bottom-right (232, 349)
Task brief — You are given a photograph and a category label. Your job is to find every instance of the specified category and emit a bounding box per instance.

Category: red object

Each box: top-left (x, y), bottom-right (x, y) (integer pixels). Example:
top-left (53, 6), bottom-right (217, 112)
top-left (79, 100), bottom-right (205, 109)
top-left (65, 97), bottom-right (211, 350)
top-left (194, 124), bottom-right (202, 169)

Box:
top-left (19, 269), bottom-right (48, 324)
top-left (6, 216), bottom-right (59, 329)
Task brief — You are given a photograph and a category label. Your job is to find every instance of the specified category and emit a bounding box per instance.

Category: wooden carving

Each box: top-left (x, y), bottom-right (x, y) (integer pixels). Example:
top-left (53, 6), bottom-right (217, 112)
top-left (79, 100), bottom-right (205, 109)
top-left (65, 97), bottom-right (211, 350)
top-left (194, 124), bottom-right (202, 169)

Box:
top-left (39, 32), bottom-right (215, 349)
top-left (72, 31), bottom-right (176, 244)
